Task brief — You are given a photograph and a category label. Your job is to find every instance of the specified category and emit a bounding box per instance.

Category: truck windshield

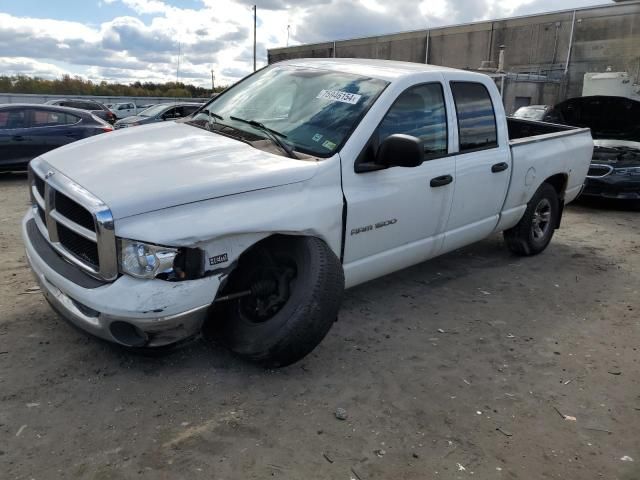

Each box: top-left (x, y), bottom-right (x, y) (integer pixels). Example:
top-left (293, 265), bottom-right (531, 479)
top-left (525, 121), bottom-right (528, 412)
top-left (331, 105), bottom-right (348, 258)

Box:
top-left (187, 65), bottom-right (388, 157)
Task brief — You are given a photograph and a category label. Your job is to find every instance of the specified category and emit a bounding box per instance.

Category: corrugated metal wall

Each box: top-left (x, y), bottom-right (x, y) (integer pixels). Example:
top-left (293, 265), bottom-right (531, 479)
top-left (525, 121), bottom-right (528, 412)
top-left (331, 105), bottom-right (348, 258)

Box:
top-left (269, 1), bottom-right (640, 103)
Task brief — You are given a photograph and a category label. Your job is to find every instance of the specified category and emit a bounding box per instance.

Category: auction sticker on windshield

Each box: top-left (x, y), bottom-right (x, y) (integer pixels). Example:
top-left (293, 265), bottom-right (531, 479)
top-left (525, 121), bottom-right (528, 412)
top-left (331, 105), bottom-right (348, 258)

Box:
top-left (316, 89), bottom-right (362, 105)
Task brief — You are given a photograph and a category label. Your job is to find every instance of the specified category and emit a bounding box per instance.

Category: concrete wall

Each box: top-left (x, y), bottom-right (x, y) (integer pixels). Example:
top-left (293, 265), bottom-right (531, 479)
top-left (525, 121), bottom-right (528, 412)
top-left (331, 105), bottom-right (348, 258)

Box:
top-left (269, 1), bottom-right (640, 105)
top-left (0, 93), bottom-right (208, 107)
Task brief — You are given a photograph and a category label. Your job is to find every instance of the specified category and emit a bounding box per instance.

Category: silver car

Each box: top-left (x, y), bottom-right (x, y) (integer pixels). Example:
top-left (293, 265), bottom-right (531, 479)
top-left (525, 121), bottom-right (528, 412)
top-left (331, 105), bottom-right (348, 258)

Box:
top-left (114, 102), bottom-right (202, 129)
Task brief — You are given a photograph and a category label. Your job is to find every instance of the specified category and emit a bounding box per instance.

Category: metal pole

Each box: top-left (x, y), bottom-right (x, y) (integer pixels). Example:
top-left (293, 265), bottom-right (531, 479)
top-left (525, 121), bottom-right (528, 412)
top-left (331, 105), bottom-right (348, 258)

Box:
top-left (253, 5), bottom-right (257, 72)
top-left (287, 24), bottom-right (290, 47)
top-left (211, 70), bottom-right (215, 91)
top-left (425, 30), bottom-right (430, 64)
top-left (176, 42), bottom-right (181, 84)
top-left (564, 10), bottom-right (576, 75)
top-left (333, 41), bottom-right (336, 58)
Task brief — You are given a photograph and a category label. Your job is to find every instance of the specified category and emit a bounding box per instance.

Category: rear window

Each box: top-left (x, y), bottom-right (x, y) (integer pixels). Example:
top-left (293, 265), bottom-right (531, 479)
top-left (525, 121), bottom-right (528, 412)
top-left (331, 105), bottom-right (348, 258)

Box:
top-left (451, 81), bottom-right (498, 152)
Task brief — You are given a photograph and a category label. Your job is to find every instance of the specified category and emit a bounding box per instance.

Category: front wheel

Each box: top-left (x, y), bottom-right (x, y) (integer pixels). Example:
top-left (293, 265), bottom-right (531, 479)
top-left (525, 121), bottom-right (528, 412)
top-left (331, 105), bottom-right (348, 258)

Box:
top-left (504, 182), bottom-right (559, 256)
top-left (205, 236), bottom-right (345, 367)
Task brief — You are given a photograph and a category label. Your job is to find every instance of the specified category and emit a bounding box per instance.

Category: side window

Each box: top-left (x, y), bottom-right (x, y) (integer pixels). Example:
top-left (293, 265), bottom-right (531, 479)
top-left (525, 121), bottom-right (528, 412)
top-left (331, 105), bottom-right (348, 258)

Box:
top-left (31, 110), bottom-right (79, 127)
top-left (183, 105), bottom-right (199, 116)
top-left (0, 109), bottom-right (27, 129)
top-left (378, 83), bottom-right (448, 158)
top-left (450, 81), bottom-right (498, 152)
top-left (164, 107), bottom-right (178, 118)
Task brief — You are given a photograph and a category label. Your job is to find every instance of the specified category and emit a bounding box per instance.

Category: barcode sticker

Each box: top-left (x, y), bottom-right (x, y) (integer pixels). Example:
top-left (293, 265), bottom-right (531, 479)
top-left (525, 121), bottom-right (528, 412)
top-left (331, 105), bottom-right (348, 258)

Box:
top-left (316, 89), bottom-right (362, 104)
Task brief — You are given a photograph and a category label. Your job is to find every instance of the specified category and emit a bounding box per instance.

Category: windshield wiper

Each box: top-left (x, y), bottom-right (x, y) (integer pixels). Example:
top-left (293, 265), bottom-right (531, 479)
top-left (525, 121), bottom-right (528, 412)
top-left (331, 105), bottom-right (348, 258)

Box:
top-left (230, 116), bottom-right (298, 159)
top-left (206, 109), bottom-right (223, 128)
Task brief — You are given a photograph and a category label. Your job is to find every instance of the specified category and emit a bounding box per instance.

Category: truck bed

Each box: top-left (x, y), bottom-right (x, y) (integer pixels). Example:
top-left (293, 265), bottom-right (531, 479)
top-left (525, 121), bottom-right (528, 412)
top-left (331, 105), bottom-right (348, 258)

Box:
top-left (495, 117), bottom-right (593, 233)
top-left (507, 117), bottom-right (578, 142)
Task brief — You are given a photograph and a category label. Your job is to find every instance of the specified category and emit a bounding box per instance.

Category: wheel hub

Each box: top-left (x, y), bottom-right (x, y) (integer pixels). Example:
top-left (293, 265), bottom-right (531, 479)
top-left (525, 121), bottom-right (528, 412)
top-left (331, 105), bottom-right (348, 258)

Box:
top-left (531, 198), bottom-right (552, 240)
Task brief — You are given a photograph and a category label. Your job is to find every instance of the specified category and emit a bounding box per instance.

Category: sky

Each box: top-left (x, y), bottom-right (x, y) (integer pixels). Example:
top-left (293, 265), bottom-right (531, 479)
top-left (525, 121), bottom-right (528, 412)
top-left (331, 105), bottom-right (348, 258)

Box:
top-left (0, 0), bottom-right (611, 87)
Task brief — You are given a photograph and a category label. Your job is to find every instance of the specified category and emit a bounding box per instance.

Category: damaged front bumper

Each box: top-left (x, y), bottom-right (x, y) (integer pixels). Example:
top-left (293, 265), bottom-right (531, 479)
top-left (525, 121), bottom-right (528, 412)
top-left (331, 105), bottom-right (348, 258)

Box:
top-left (22, 212), bottom-right (221, 347)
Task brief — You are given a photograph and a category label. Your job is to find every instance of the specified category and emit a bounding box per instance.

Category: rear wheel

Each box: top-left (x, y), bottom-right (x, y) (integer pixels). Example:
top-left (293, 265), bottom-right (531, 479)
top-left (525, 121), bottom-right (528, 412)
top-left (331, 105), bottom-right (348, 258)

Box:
top-left (205, 236), bottom-right (344, 367)
top-left (504, 183), bottom-right (559, 256)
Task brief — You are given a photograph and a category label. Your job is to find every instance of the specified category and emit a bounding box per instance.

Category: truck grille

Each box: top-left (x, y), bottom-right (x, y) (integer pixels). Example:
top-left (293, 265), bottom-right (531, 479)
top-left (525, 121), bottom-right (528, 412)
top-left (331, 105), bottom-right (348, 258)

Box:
top-left (28, 159), bottom-right (117, 281)
top-left (57, 223), bottom-right (100, 267)
top-left (55, 191), bottom-right (96, 231)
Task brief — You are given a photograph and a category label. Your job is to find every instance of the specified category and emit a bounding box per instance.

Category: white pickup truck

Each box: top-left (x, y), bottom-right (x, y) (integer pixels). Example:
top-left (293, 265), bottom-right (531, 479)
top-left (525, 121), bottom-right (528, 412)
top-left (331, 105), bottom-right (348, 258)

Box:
top-left (109, 102), bottom-right (138, 119)
top-left (22, 59), bottom-right (593, 366)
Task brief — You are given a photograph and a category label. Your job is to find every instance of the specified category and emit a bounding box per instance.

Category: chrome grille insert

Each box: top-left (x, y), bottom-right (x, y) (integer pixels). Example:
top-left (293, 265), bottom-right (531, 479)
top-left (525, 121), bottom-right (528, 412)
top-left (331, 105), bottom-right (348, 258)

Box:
top-left (29, 158), bottom-right (117, 281)
top-left (587, 164), bottom-right (613, 178)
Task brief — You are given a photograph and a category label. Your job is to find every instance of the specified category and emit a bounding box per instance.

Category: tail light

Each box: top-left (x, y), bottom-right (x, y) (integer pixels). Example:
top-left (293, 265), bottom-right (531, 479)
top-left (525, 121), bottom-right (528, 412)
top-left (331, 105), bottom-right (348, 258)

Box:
top-left (102, 126), bottom-right (113, 132)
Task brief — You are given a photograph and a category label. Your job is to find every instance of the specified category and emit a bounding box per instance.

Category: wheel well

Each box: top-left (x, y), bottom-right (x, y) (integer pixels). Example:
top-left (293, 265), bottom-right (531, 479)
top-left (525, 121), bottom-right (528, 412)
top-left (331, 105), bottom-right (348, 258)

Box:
top-left (216, 234), bottom-right (315, 293)
top-left (544, 174), bottom-right (568, 198)
top-left (543, 174), bottom-right (567, 229)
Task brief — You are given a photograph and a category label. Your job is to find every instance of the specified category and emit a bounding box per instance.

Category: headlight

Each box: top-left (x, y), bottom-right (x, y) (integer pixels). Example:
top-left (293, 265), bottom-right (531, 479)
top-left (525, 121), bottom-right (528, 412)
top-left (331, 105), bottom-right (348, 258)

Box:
top-left (119, 239), bottom-right (178, 279)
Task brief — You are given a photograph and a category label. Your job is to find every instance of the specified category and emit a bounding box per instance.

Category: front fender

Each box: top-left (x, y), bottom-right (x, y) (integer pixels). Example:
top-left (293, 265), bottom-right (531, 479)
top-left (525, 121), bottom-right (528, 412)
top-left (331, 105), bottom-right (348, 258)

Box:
top-left (114, 165), bottom-right (344, 276)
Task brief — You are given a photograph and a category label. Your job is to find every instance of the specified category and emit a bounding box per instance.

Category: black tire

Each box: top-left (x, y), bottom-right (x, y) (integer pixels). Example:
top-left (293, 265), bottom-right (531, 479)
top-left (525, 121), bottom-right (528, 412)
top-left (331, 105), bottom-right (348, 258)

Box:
top-left (205, 236), bottom-right (345, 367)
top-left (504, 182), bottom-right (559, 256)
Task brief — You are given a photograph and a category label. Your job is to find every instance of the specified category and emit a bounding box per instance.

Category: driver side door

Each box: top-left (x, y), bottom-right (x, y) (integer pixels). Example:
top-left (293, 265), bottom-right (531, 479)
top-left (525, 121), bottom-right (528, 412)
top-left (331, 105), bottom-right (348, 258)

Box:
top-left (342, 82), bottom-right (456, 286)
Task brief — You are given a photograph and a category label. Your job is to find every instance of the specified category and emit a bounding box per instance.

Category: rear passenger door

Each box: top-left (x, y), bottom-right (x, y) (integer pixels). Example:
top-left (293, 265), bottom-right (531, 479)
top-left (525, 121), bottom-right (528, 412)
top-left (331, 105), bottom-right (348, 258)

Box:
top-left (441, 79), bottom-right (512, 253)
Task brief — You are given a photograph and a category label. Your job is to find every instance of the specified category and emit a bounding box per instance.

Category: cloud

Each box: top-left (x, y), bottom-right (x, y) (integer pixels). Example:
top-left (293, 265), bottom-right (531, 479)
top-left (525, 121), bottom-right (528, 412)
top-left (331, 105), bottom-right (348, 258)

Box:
top-left (0, 57), bottom-right (69, 79)
top-left (0, 0), bottom-right (606, 87)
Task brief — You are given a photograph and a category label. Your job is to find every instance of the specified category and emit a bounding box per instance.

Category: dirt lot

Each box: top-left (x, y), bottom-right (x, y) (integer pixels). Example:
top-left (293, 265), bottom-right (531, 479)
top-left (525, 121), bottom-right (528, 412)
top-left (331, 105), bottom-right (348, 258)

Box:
top-left (1, 172), bottom-right (638, 480)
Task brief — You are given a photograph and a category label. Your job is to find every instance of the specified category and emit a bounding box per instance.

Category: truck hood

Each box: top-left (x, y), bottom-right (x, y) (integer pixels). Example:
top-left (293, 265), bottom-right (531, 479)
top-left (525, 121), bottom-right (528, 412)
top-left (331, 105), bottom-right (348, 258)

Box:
top-left (40, 122), bottom-right (319, 219)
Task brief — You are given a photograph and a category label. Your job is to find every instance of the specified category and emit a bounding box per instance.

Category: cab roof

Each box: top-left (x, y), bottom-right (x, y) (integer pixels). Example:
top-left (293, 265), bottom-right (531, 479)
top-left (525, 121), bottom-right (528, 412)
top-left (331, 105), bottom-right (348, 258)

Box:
top-left (278, 58), bottom-right (466, 82)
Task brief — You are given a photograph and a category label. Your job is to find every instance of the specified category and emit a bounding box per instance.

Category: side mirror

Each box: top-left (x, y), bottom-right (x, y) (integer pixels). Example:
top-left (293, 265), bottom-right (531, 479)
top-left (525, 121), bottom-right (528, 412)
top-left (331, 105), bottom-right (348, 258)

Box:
top-left (376, 134), bottom-right (425, 168)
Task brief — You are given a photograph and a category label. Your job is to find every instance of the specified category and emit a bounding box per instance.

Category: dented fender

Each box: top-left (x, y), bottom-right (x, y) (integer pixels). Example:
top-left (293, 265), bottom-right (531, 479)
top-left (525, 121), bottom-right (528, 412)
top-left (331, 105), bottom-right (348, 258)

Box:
top-left (114, 160), bottom-right (344, 278)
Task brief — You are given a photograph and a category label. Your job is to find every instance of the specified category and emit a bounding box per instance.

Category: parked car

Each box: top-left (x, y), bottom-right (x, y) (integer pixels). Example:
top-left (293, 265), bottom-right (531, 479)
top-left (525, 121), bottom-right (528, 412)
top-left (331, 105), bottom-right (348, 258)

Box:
top-left (21, 59), bottom-right (592, 367)
top-left (109, 102), bottom-right (138, 119)
top-left (0, 104), bottom-right (112, 172)
top-left (543, 96), bottom-right (640, 201)
top-left (511, 104), bottom-right (552, 121)
top-left (114, 103), bottom-right (202, 129)
top-left (585, 139), bottom-right (640, 201)
top-left (45, 98), bottom-right (116, 124)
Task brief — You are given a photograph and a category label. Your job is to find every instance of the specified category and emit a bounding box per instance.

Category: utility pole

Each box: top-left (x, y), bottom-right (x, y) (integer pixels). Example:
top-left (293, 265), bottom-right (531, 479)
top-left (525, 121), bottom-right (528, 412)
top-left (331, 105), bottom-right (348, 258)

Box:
top-left (287, 24), bottom-right (290, 47)
top-left (211, 69), bottom-right (215, 92)
top-left (253, 5), bottom-right (257, 72)
top-left (176, 42), bottom-right (181, 84)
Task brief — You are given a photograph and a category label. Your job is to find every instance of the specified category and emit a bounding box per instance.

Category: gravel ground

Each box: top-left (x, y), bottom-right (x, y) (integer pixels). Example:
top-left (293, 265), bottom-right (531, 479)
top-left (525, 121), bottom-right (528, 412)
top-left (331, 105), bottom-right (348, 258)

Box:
top-left (1, 172), bottom-right (639, 480)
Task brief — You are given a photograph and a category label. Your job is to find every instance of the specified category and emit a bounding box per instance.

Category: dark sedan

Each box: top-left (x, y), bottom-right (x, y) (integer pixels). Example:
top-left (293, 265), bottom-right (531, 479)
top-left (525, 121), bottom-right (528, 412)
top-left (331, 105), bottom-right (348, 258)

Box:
top-left (114, 102), bottom-right (201, 129)
top-left (543, 96), bottom-right (640, 202)
top-left (0, 104), bottom-right (112, 172)
top-left (45, 98), bottom-right (117, 124)
top-left (584, 139), bottom-right (640, 201)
